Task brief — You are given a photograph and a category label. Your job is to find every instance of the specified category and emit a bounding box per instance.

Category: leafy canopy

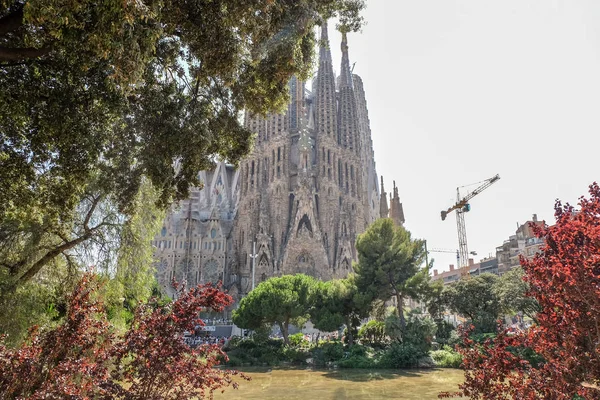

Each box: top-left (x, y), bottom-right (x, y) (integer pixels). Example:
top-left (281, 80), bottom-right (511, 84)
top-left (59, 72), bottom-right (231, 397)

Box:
top-left (0, 0), bottom-right (366, 288)
top-left (232, 274), bottom-right (317, 345)
top-left (443, 273), bottom-right (501, 334)
top-left (354, 218), bottom-right (427, 329)
top-left (492, 266), bottom-right (540, 320)
top-left (310, 275), bottom-right (371, 345)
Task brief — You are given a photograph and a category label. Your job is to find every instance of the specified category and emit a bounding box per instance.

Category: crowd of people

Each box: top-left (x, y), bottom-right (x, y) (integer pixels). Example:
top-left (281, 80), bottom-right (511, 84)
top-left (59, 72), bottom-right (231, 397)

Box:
top-left (203, 318), bottom-right (232, 326)
top-left (184, 334), bottom-right (228, 348)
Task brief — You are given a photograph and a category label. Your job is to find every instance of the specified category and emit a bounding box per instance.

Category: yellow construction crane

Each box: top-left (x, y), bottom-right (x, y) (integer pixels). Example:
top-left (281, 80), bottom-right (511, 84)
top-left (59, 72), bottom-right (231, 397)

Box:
top-left (440, 174), bottom-right (500, 276)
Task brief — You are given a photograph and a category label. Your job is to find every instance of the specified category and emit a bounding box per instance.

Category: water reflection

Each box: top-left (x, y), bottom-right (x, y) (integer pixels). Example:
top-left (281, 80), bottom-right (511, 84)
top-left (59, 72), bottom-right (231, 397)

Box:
top-left (214, 367), bottom-right (464, 400)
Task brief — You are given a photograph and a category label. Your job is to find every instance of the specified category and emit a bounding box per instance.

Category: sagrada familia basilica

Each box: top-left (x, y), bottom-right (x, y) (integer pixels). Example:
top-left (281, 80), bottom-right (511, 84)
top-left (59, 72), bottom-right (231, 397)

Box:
top-left (154, 23), bottom-right (405, 303)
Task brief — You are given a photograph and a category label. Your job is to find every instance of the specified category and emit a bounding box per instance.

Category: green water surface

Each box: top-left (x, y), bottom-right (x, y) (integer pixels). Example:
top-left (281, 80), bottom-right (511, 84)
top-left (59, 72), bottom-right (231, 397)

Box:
top-left (214, 368), bottom-right (464, 399)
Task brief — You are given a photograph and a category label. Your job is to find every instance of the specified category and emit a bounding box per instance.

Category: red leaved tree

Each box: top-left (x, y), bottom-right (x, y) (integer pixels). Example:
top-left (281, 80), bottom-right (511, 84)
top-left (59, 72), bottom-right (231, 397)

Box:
top-left (0, 274), bottom-right (246, 399)
top-left (441, 182), bottom-right (600, 399)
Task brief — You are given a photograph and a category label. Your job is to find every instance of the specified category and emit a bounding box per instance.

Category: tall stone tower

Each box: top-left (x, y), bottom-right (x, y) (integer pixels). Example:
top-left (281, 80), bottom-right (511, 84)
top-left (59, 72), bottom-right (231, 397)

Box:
top-left (233, 22), bottom-right (380, 293)
top-left (154, 23), bottom-right (400, 303)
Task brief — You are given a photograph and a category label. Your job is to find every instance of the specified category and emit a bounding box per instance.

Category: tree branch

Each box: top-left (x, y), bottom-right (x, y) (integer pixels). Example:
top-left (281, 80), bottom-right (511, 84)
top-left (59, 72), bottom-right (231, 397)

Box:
top-left (15, 222), bottom-right (107, 286)
top-left (83, 195), bottom-right (103, 230)
top-left (0, 46), bottom-right (52, 62)
top-left (0, 4), bottom-right (24, 37)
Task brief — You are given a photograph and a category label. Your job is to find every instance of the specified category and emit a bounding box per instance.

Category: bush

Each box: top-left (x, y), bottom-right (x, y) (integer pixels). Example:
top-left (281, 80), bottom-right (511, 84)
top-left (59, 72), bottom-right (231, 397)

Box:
top-left (226, 355), bottom-right (243, 367)
top-left (288, 332), bottom-right (308, 347)
top-left (252, 325), bottom-right (272, 344)
top-left (469, 332), bottom-right (497, 344)
top-left (258, 352), bottom-right (282, 366)
top-left (348, 344), bottom-right (367, 357)
top-left (431, 345), bottom-right (462, 368)
top-left (314, 341), bottom-right (345, 363)
top-left (402, 314), bottom-right (437, 353)
top-left (358, 320), bottom-right (386, 347)
top-left (0, 274), bottom-right (246, 399)
top-left (434, 321), bottom-right (456, 346)
top-left (337, 355), bottom-right (376, 369)
top-left (507, 346), bottom-right (545, 369)
top-left (236, 339), bottom-right (258, 350)
top-left (282, 347), bottom-right (310, 364)
top-left (379, 343), bottom-right (424, 368)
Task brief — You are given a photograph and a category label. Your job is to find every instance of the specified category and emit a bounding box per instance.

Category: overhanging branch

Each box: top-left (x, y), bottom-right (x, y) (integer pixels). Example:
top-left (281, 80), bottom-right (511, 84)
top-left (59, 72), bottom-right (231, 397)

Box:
top-left (0, 46), bottom-right (51, 62)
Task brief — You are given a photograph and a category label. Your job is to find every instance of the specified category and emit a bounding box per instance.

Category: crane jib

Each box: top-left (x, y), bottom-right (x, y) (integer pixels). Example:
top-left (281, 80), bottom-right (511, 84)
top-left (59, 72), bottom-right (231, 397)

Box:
top-left (439, 174), bottom-right (501, 274)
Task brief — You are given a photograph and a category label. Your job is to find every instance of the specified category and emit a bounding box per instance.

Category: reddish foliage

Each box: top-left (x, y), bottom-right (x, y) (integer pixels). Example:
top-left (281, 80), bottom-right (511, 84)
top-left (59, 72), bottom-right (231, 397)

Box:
top-left (440, 182), bottom-right (600, 399)
top-left (0, 275), bottom-right (248, 399)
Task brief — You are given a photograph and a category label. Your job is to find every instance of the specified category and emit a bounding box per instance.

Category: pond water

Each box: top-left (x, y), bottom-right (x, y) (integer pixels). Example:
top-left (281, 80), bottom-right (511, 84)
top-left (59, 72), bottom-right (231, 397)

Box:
top-left (214, 367), bottom-right (465, 399)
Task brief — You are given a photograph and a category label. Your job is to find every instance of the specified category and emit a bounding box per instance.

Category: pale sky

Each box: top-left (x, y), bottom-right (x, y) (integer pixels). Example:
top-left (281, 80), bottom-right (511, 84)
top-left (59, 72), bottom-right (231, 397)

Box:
top-left (327, 0), bottom-right (600, 272)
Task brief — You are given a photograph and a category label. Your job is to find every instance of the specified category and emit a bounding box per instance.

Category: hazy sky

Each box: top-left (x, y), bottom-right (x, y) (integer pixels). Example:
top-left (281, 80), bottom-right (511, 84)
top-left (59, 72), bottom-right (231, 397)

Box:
top-left (326, 0), bottom-right (600, 271)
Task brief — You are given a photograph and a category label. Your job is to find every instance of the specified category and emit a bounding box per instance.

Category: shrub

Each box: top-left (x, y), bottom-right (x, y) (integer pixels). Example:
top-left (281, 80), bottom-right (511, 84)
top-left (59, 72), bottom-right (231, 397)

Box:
top-left (316, 341), bottom-right (345, 362)
top-left (469, 332), bottom-right (497, 344)
top-left (252, 325), bottom-right (272, 344)
top-left (402, 314), bottom-right (437, 353)
top-left (288, 332), bottom-right (308, 347)
top-left (379, 343), bottom-right (424, 368)
top-left (358, 320), bottom-right (386, 347)
top-left (337, 355), bottom-right (376, 369)
top-left (507, 346), bottom-right (545, 369)
top-left (226, 355), bottom-right (243, 367)
top-left (282, 347), bottom-right (311, 364)
top-left (431, 345), bottom-right (462, 368)
top-left (0, 274), bottom-right (247, 399)
top-left (237, 339), bottom-right (258, 350)
top-left (348, 344), bottom-right (368, 357)
top-left (434, 320), bottom-right (456, 346)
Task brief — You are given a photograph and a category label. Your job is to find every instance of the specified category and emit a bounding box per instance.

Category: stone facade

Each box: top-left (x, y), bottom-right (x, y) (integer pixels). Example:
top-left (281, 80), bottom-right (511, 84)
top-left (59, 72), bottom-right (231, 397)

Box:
top-left (153, 164), bottom-right (241, 299)
top-left (154, 23), bottom-right (405, 302)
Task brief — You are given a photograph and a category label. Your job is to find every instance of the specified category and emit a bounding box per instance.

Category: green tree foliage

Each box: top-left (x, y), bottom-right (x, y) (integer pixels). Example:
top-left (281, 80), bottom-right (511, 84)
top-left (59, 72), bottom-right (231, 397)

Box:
top-left (232, 274), bottom-right (317, 345)
top-left (492, 266), bottom-right (540, 321)
top-left (402, 312), bottom-right (437, 354)
top-left (0, 258), bottom-right (75, 346)
top-left (358, 320), bottom-right (386, 347)
top-left (354, 219), bottom-right (427, 333)
top-left (310, 275), bottom-right (370, 345)
top-left (0, 0), bottom-right (366, 289)
top-left (443, 273), bottom-right (502, 334)
top-left (0, 179), bottom-right (165, 343)
top-left (422, 279), bottom-right (446, 322)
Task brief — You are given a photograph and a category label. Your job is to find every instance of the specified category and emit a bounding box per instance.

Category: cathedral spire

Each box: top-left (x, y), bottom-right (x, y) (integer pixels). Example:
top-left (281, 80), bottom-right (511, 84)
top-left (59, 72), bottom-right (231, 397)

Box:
top-left (339, 31), bottom-right (353, 89)
top-left (337, 30), bottom-right (359, 151)
top-left (318, 19), bottom-right (331, 64)
top-left (315, 20), bottom-right (337, 138)
top-left (390, 181), bottom-right (405, 226)
top-left (380, 176), bottom-right (389, 219)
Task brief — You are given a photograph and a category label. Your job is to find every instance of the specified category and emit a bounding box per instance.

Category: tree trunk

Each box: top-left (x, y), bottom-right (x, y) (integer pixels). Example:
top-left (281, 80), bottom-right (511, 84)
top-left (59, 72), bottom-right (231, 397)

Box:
top-left (345, 316), bottom-right (354, 345)
top-left (280, 320), bottom-right (290, 346)
top-left (397, 294), bottom-right (406, 333)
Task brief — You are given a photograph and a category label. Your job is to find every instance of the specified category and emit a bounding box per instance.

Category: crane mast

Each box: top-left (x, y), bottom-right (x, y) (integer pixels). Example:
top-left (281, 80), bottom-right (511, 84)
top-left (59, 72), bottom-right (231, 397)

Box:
top-left (441, 174), bottom-right (500, 276)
